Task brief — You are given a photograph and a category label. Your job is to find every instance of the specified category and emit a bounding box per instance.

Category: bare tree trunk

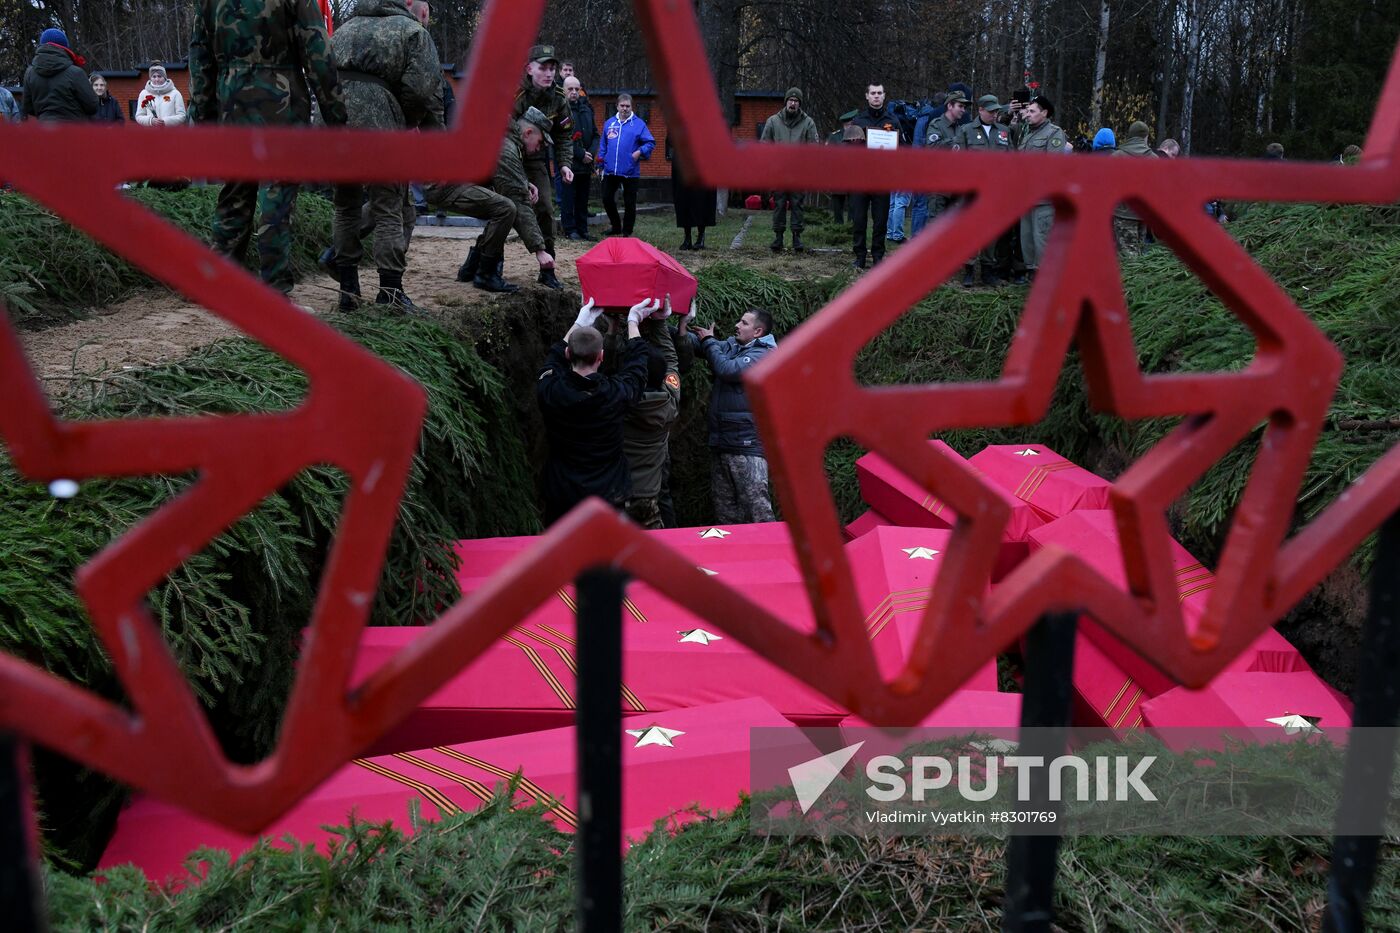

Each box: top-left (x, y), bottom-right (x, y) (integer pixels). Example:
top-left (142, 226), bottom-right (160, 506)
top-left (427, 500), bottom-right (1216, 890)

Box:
top-left (695, 0), bottom-right (741, 125)
top-left (1181, 0), bottom-right (1201, 153)
top-left (1090, 0), bottom-right (1110, 127)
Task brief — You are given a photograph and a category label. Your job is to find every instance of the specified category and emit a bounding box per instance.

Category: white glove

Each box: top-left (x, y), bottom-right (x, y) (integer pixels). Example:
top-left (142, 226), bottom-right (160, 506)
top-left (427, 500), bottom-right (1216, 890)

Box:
top-left (684, 299), bottom-right (698, 324)
top-left (650, 294), bottom-right (675, 320)
top-left (628, 297), bottom-right (661, 326)
top-left (574, 298), bottom-right (602, 329)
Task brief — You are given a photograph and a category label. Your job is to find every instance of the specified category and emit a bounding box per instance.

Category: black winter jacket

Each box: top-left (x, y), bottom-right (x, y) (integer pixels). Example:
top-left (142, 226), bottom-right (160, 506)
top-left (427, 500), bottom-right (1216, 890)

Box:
top-left (537, 336), bottom-right (650, 521)
top-left (22, 44), bottom-right (98, 121)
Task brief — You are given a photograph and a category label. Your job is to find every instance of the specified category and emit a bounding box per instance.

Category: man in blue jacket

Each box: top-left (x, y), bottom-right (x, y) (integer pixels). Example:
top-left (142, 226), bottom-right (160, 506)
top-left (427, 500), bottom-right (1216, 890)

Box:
top-left (596, 93), bottom-right (655, 236)
top-left (681, 307), bottom-right (778, 524)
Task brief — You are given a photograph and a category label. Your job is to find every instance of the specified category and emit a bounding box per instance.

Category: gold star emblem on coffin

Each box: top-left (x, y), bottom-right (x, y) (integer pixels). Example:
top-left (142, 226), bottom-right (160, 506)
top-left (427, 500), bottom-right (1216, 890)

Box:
top-left (697, 566), bottom-right (719, 576)
top-left (698, 527), bottom-right (731, 539)
top-left (626, 725), bottom-right (685, 748)
top-left (902, 547), bottom-right (941, 560)
top-left (677, 628), bottom-right (723, 645)
top-left (1265, 714), bottom-right (1322, 734)
top-left (1014, 448), bottom-right (1041, 457)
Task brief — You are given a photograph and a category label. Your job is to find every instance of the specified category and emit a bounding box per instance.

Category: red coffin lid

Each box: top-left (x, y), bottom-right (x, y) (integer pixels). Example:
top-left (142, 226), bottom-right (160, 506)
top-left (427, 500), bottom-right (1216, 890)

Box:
top-left (575, 237), bottom-right (698, 312)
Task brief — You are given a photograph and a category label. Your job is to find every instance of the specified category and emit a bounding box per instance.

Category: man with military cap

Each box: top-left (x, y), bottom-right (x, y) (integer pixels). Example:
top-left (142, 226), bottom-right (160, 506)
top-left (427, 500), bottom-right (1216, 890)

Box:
top-left (1111, 120), bottom-right (1157, 253)
top-left (513, 44), bottom-right (574, 289)
top-left (329, 0), bottom-right (444, 314)
top-left (825, 110), bottom-right (858, 224)
top-left (426, 110), bottom-right (558, 294)
top-left (920, 89), bottom-right (973, 281)
top-left (760, 87), bottom-right (820, 252)
top-left (955, 94), bottom-right (1014, 285)
top-left (190, 0), bottom-right (347, 296)
top-left (1014, 95), bottom-right (1066, 279)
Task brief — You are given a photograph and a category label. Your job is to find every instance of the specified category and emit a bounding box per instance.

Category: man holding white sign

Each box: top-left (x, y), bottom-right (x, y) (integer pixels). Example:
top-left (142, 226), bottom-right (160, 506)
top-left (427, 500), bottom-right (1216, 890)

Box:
top-left (849, 83), bottom-right (899, 269)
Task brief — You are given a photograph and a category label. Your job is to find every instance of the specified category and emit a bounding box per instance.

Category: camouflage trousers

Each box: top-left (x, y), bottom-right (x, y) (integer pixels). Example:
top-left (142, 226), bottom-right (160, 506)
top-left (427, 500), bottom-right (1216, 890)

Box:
top-left (333, 182), bottom-right (413, 273)
top-left (524, 158), bottom-right (555, 256)
top-left (424, 183), bottom-right (520, 259)
top-left (711, 452), bottom-right (776, 525)
top-left (1113, 216), bottom-right (1147, 255)
top-left (624, 496), bottom-right (664, 530)
top-left (212, 181), bottom-right (301, 294)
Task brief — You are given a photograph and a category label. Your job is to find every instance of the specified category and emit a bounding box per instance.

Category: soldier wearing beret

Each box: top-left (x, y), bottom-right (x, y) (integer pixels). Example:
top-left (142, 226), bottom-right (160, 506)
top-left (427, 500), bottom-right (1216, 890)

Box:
top-left (512, 44), bottom-right (573, 289)
top-left (1014, 95), bottom-right (1066, 278)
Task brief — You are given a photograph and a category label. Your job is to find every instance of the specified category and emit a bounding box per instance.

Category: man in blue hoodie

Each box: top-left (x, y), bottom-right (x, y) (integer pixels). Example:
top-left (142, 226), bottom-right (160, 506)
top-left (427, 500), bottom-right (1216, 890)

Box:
top-left (597, 93), bottom-right (655, 236)
top-left (680, 307), bottom-right (778, 524)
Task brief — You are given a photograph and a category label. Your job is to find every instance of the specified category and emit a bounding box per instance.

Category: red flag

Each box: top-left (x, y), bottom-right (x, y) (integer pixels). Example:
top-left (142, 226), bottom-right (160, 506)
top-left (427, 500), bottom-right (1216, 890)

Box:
top-left (319, 0), bottom-right (334, 35)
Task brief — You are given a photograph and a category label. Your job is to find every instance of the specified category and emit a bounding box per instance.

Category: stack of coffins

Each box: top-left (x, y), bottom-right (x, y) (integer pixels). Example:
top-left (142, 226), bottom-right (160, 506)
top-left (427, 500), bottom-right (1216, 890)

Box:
top-left (100, 698), bottom-right (817, 882)
top-left (849, 442), bottom-right (1046, 580)
top-left (1025, 509), bottom-right (1330, 732)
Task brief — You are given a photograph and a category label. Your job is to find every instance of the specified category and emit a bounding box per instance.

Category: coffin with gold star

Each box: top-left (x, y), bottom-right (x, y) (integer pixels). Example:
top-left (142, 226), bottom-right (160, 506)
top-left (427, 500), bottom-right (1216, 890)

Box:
top-left (99, 697), bottom-right (814, 882)
top-left (353, 522), bottom-right (995, 754)
top-left (1139, 672), bottom-right (1352, 752)
top-left (843, 524), bottom-right (999, 688)
top-left (969, 444), bottom-right (1113, 521)
top-left (1027, 510), bottom-right (1310, 729)
top-left (855, 442), bottom-right (1045, 542)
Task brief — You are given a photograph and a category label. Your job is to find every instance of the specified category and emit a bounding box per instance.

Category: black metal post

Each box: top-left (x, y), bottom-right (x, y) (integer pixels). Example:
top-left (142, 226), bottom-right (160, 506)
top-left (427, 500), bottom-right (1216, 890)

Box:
top-left (575, 569), bottom-right (625, 933)
top-left (1324, 511), bottom-right (1400, 933)
top-left (0, 734), bottom-right (43, 933)
top-left (1002, 611), bottom-right (1078, 933)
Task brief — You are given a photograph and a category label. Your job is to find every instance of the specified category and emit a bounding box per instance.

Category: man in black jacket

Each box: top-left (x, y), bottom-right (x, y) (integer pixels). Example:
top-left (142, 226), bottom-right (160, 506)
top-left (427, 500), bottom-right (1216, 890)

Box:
top-left (849, 83), bottom-right (898, 269)
top-left (537, 296), bottom-right (659, 524)
top-left (562, 75), bottom-right (597, 240)
top-left (22, 29), bottom-right (97, 121)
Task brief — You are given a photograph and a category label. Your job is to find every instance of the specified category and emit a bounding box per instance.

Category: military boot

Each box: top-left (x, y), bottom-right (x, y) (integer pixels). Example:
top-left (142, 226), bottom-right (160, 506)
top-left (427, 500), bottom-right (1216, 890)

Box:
top-left (455, 247), bottom-right (481, 283)
top-left (375, 270), bottom-right (424, 315)
top-left (770, 230), bottom-right (784, 252)
top-left (792, 230), bottom-right (805, 252)
top-left (473, 254), bottom-right (519, 293)
top-left (335, 262), bottom-right (360, 312)
top-left (538, 266), bottom-right (563, 290)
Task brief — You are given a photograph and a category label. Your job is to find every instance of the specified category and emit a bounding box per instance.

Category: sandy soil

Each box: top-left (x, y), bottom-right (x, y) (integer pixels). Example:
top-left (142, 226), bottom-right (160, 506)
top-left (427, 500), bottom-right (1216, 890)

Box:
top-left (17, 230), bottom-right (596, 395)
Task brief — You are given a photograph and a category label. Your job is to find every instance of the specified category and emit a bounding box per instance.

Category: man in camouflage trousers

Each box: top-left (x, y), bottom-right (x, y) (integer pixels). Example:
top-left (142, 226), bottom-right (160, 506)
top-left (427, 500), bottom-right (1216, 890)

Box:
top-left (425, 109), bottom-right (558, 293)
top-left (329, 0), bottom-right (443, 313)
top-left (190, 0), bottom-right (347, 295)
top-left (512, 44), bottom-right (573, 289)
top-left (681, 307), bottom-right (779, 525)
top-left (1111, 121), bottom-right (1158, 254)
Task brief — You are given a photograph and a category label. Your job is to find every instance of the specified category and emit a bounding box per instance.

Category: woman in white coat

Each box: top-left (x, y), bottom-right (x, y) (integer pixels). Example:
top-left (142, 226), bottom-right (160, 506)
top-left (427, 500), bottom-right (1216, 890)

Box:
top-left (134, 62), bottom-right (186, 127)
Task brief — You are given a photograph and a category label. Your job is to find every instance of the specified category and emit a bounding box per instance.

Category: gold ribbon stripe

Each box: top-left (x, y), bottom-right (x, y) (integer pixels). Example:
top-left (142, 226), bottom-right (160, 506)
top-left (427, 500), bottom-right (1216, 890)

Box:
top-left (433, 746), bottom-right (579, 828)
top-left (526, 624), bottom-right (648, 713)
top-left (353, 758), bottom-right (461, 816)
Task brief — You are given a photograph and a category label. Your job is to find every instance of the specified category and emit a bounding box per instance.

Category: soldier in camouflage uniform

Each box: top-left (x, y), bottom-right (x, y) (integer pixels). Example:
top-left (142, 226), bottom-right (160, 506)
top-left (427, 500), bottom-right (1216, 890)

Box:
top-left (1111, 121), bottom-right (1158, 254)
top-left (1014, 96), bottom-right (1067, 276)
top-left (329, 0), bottom-right (444, 313)
top-left (424, 109), bottom-right (557, 293)
top-left (190, 0), bottom-right (347, 295)
top-left (512, 44), bottom-right (573, 289)
top-left (956, 95), bottom-right (1014, 286)
top-left (924, 90), bottom-right (975, 284)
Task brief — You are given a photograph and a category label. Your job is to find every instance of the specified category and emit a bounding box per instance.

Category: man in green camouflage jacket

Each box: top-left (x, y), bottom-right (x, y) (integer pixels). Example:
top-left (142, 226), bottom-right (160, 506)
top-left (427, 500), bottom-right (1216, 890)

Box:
top-left (425, 109), bottom-right (558, 294)
top-left (511, 44), bottom-right (573, 289)
top-left (1014, 96), bottom-right (1067, 278)
top-left (329, 0), bottom-right (444, 313)
top-left (190, 0), bottom-right (347, 295)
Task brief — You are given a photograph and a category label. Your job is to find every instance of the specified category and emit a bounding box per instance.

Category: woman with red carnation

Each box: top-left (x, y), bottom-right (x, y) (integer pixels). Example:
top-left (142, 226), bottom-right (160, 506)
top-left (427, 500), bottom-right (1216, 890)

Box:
top-left (134, 62), bottom-right (186, 127)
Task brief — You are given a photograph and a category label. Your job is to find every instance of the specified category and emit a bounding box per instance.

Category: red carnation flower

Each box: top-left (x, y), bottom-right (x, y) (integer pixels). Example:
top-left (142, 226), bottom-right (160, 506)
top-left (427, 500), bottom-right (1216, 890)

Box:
top-left (1028, 82), bottom-right (1040, 90)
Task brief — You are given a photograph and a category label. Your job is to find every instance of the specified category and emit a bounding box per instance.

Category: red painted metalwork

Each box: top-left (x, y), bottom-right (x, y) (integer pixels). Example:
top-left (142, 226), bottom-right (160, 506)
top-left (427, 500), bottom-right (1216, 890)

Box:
top-left (0, 0), bottom-right (1398, 833)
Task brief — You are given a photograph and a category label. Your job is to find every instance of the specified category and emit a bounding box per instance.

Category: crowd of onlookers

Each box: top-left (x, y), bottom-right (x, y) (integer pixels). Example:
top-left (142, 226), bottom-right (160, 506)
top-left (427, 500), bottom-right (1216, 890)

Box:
top-left (0, 14), bottom-right (1372, 532)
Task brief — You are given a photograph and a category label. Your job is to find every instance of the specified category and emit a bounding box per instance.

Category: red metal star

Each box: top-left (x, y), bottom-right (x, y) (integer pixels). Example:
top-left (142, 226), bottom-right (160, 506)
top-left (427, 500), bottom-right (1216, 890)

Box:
top-left (0, 0), bottom-right (1396, 832)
